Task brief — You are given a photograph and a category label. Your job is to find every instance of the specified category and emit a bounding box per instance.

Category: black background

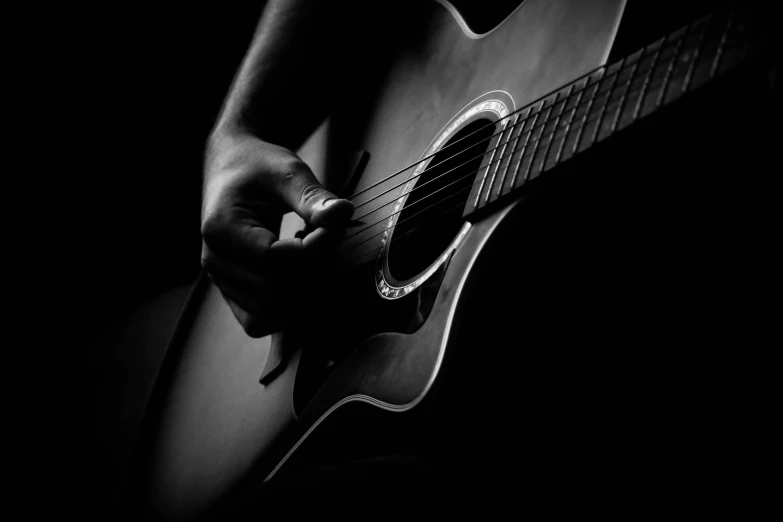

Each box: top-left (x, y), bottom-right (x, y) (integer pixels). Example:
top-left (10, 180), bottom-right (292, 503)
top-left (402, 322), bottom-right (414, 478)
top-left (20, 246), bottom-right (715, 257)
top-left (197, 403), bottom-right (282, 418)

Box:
top-left (26, 1), bottom-right (771, 519)
top-left (33, 4), bottom-right (267, 518)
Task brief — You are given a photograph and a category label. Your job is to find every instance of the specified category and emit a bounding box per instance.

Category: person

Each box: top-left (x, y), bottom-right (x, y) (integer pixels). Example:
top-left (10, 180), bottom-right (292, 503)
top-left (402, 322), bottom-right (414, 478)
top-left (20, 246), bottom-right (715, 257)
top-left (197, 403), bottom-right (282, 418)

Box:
top-left (161, 0), bottom-right (775, 517)
top-left (201, 0), bottom-right (359, 339)
top-left (199, 0), bottom-right (442, 514)
top-left (199, 0), bottom-right (730, 339)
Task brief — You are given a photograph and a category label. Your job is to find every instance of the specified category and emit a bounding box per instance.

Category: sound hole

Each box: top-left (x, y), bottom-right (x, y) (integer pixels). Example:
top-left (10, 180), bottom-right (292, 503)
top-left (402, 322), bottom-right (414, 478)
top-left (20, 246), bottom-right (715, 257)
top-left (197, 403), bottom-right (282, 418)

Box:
top-left (387, 118), bottom-right (496, 281)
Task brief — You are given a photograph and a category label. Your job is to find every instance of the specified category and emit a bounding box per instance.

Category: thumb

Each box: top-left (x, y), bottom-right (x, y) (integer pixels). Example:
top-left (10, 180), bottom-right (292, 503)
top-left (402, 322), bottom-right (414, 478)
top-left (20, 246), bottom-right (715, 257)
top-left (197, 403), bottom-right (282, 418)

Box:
top-left (261, 152), bottom-right (354, 226)
top-left (298, 184), bottom-right (355, 227)
top-left (275, 158), bottom-right (353, 226)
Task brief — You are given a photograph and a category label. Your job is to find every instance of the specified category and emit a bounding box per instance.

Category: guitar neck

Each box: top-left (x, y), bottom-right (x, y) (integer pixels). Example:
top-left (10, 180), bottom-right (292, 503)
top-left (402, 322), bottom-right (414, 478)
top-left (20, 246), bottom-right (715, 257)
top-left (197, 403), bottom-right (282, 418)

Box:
top-left (465, 4), bottom-right (761, 216)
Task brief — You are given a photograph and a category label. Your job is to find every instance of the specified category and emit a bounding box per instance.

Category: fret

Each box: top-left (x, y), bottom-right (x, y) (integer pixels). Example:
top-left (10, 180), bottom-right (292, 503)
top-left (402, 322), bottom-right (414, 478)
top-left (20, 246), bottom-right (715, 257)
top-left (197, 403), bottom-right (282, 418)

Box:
top-left (496, 109), bottom-right (528, 197)
top-left (473, 120), bottom-right (505, 207)
top-left (662, 16), bottom-right (716, 106)
top-left (681, 10), bottom-right (739, 92)
top-left (710, 11), bottom-right (735, 79)
top-left (483, 117), bottom-right (515, 204)
top-left (571, 67), bottom-right (606, 156)
top-left (608, 48), bottom-right (644, 135)
top-left (681, 14), bottom-right (714, 93)
top-left (713, 11), bottom-right (750, 79)
top-left (521, 93), bottom-right (560, 183)
top-left (655, 25), bottom-right (692, 110)
top-left (608, 38), bottom-right (662, 131)
top-left (594, 54), bottom-right (645, 144)
top-left (631, 35), bottom-right (668, 122)
top-left (463, 5), bottom-right (755, 222)
top-left (559, 73), bottom-right (602, 162)
top-left (637, 28), bottom-right (689, 120)
top-left (582, 58), bottom-right (625, 151)
top-left (536, 84), bottom-right (574, 176)
top-left (551, 76), bottom-right (589, 166)
top-left (508, 99), bottom-right (545, 189)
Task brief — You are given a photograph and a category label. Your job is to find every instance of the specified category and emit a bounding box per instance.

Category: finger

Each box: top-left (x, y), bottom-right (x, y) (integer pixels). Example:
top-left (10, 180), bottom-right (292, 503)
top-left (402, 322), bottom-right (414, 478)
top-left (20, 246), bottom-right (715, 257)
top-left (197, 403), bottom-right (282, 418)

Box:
top-left (259, 155), bottom-right (354, 227)
top-left (201, 206), bottom-right (279, 271)
top-left (305, 193), bottom-right (355, 227)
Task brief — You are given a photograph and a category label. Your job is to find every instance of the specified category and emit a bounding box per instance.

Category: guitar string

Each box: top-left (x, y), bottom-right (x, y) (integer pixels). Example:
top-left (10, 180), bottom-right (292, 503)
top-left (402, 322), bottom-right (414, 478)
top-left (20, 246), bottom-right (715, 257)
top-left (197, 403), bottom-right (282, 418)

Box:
top-left (343, 7), bottom-right (732, 214)
top-left (336, 14), bottom-right (743, 265)
top-left (339, 90), bottom-right (628, 259)
top-left (341, 75), bottom-right (682, 254)
top-left (344, 134), bottom-right (541, 244)
top-left (349, 69), bottom-right (608, 210)
top-left (342, 65), bottom-right (676, 244)
top-left (301, 8), bottom-right (734, 266)
top-left (350, 68), bottom-right (624, 219)
top-left (339, 102), bottom-right (598, 261)
top-left (347, 32), bottom-right (690, 217)
top-left (341, 8), bottom-right (721, 204)
top-left (341, 197), bottom-right (475, 270)
top-left (352, 134), bottom-right (509, 217)
top-left (343, 51), bottom-right (634, 202)
top-left (341, 182), bottom-right (477, 256)
top-left (348, 155), bottom-right (492, 239)
top-left (345, 14), bottom-right (731, 234)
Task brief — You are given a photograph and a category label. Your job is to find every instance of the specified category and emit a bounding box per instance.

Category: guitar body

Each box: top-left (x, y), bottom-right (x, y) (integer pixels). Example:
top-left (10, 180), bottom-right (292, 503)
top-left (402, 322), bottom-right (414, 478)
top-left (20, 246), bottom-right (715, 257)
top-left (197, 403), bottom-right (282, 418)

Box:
top-left (131, 0), bottom-right (772, 518)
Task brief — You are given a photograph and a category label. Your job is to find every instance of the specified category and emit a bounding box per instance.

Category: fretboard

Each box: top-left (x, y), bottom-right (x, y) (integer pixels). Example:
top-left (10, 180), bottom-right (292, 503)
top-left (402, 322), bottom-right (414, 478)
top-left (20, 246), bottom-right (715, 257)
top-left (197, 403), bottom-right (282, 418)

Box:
top-left (465, 4), bottom-right (760, 216)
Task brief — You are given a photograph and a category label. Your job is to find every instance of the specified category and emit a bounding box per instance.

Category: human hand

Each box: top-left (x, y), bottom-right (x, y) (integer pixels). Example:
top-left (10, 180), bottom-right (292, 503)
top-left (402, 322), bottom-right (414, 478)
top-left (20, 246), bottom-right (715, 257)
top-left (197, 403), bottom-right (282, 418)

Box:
top-left (201, 132), bottom-right (354, 337)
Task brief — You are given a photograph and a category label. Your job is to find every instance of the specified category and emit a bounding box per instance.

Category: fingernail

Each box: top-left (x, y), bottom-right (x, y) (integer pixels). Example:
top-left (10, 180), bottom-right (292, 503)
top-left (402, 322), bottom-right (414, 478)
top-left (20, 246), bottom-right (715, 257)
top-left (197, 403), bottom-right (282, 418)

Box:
top-left (322, 199), bottom-right (336, 208)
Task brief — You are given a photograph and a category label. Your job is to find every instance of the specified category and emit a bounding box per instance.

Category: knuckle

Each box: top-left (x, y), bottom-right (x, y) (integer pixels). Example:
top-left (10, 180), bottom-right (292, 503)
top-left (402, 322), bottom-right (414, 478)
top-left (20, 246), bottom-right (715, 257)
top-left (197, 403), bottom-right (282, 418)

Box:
top-left (201, 209), bottom-right (234, 247)
top-left (277, 156), bottom-right (309, 181)
top-left (200, 216), bottom-right (221, 243)
top-left (200, 249), bottom-right (217, 270)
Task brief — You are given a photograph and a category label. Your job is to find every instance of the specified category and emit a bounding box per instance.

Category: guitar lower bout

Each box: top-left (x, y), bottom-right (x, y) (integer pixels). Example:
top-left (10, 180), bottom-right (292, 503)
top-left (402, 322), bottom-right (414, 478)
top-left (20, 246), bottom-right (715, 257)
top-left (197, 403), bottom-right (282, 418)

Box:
top-left (267, 197), bottom-right (521, 482)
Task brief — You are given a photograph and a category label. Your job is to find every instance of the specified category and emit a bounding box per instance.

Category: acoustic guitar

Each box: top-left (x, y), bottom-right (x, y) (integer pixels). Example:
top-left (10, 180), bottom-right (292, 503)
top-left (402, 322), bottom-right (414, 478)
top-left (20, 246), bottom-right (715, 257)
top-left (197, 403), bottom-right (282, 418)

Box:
top-left (129, 0), bottom-right (772, 518)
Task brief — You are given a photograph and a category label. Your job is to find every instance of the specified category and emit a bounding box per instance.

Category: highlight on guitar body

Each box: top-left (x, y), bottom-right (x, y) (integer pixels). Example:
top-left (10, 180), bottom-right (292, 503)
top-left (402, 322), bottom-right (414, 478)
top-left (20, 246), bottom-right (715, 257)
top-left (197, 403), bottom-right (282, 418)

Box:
top-left (127, 0), bottom-right (775, 518)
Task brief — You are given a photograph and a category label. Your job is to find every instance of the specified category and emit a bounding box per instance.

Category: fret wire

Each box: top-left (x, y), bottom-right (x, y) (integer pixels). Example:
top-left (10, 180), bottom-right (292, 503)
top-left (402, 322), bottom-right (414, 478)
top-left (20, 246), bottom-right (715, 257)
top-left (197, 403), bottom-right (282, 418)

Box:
top-left (348, 8), bottom-right (753, 250)
top-left (347, 7), bottom-right (745, 206)
top-left (473, 123), bottom-right (504, 207)
top-left (681, 14), bottom-right (714, 93)
top-left (537, 84), bottom-right (574, 174)
top-left (655, 25), bottom-right (691, 109)
top-left (508, 100), bottom-right (545, 189)
top-left (483, 118), bottom-right (514, 204)
top-left (376, 65), bottom-right (616, 212)
top-left (552, 77), bottom-right (589, 166)
top-left (571, 68), bottom-right (606, 155)
top-left (589, 57), bottom-right (627, 146)
top-left (632, 36), bottom-right (667, 122)
top-left (710, 11), bottom-right (735, 78)
top-left (609, 53), bottom-right (643, 135)
top-left (353, 44), bottom-right (730, 248)
top-left (365, 79), bottom-right (600, 219)
top-left (522, 93), bottom-right (560, 183)
top-left (496, 109), bottom-right (527, 196)
top-left (361, 9), bottom-right (751, 225)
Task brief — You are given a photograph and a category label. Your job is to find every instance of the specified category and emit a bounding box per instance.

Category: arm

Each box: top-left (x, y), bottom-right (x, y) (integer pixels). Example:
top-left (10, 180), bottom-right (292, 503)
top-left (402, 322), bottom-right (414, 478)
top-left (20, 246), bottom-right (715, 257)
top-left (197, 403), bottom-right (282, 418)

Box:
top-left (202, 0), bottom-right (355, 337)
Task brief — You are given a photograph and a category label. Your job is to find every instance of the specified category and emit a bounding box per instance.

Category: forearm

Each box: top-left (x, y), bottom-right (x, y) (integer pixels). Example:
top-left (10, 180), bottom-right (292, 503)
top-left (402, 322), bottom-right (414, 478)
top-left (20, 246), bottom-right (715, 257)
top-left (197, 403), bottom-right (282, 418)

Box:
top-left (212, 0), bottom-right (345, 151)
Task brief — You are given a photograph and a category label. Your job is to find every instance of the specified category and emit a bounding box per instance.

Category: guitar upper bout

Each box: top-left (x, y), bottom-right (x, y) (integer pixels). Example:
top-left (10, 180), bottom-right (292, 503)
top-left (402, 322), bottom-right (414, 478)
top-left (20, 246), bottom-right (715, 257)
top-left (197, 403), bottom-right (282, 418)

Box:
top-left (436, 0), bottom-right (529, 38)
